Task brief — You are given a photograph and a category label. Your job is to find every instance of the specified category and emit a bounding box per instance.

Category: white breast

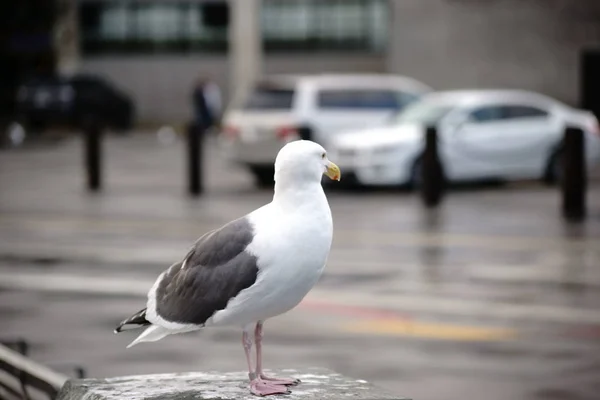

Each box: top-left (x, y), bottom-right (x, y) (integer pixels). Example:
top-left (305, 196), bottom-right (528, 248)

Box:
top-left (208, 192), bottom-right (333, 328)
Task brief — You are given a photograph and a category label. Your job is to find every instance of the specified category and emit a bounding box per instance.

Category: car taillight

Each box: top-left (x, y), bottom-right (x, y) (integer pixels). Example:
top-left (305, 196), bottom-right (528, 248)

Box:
top-left (275, 126), bottom-right (299, 141)
top-left (585, 119), bottom-right (600, 137)
top-left (222, 125), bottom-right (240, 139)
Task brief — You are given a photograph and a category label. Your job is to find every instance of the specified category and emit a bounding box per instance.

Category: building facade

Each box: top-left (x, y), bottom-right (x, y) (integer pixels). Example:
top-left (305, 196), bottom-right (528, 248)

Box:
top-left (62, 0), bottom-right (600, 124)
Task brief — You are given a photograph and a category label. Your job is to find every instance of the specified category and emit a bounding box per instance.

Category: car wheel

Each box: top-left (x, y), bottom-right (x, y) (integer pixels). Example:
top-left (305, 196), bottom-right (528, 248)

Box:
top-left (80, 114), bottom-right (95, 128)
top-left (112, 113), bottom-right (134, 135)
top-left (250, 166), bottom-right (275, 188)
top-left (112, 125), bottom-right (131, 136)
top-left (543, 149), bottom-right (562, 186)
top-left (24, 119), bottom-right (45, 137)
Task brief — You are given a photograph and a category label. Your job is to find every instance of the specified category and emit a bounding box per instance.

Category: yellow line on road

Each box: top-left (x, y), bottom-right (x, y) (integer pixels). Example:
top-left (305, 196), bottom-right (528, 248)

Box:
top-left (344, 319), bottom-right (517, 342)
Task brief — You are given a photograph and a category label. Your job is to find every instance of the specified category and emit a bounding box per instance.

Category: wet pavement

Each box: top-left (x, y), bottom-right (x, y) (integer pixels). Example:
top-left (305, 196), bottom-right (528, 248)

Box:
top-left (1, 132), bottom-right (600, 400)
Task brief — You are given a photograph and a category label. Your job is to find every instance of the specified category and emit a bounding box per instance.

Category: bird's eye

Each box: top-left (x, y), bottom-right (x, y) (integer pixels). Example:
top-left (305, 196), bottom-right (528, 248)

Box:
top-left (321, 153), bottom-right (326, 159)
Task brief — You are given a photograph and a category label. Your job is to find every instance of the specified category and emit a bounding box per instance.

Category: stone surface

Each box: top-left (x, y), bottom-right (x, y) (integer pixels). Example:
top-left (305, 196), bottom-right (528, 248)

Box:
top-left (56, 368), bottom-right (408, 400)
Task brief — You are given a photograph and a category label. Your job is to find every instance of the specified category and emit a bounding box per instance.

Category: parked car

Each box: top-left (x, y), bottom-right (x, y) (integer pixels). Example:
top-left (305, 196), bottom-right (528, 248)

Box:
top-left (328, 90), bottom-right (600, 187)
top-left (15, 74), bottom-right (134, 134)
top-left (219, 74), bottom-right (432, 186)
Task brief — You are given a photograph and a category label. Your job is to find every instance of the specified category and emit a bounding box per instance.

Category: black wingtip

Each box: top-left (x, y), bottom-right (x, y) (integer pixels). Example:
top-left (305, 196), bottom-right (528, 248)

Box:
top-left (114, 308), bottom-right (150, 334)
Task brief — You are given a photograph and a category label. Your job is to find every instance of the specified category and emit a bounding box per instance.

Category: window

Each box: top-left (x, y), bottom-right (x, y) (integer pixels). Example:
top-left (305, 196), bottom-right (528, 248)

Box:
top-left (318, 89), bottom-right (402, 110)
top-left (398, 92), bottom-right (421, 109)
top-left (469, 105), bottom-right (549, 122)
top-left (393, 103), bottom-right (454, 125)
top-left (470, 106), bottom-right (505, 123)
top-left (78, 0), bottom-right (387, 55)
top-left (242, 86), bottom-right (296, 110)
top-left (72, 78), bottom-right (110, 96)
top-left (262, 0), bottom-right (388, 52)
top-left (79, 1), bottom-right (228, 55)
top-left (505, 105), bottom-right (548, 119)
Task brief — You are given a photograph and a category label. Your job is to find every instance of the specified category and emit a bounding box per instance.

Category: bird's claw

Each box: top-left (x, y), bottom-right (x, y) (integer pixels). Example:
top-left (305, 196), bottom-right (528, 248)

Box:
top-left (250, 379), bottom-right (291, 396)
top-left (259, 374), bottom-right (300, 386)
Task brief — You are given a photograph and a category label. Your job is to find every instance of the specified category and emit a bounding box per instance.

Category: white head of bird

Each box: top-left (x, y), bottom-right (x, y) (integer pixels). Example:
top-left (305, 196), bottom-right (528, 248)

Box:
top-left (274, 140), bottom-right (341, 189)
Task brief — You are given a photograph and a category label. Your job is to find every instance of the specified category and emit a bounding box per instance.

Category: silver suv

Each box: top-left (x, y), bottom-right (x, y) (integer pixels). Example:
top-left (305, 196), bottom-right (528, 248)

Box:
top-left (219, 74), bottom-right (432, 186)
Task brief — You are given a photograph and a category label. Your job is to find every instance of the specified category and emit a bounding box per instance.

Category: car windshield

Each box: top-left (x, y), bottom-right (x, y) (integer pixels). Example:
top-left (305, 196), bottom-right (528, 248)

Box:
top-left (392, 101), bottom-right (454, 125)
top-left (241, 84), bottom-right (295, 110)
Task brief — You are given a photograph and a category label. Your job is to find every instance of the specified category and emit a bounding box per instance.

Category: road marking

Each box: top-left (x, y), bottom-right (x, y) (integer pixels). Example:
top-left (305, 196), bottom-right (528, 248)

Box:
top-left (0, 270), bottom-right (518, 342)
top-left (2, 271), bottom-right (600, 326)
top-left (0, 271), bottom-right (150, 296)
top-left (300, 300), bottom-right (408, 320)
top-left (345, 320), bottom-right (517, 341)
top-left (321, 291), bottom-right (600, 325)
top-left (1, 214), bottom-right (598, 252)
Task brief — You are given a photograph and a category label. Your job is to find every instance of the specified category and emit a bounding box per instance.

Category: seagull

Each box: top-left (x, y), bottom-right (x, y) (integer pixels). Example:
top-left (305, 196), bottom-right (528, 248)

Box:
top-left (115, 140), bottom-right (340, 396)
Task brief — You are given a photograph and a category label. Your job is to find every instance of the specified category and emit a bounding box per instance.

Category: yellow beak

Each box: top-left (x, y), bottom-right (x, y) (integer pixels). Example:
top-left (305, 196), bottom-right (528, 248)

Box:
top-left (325, 161), bottom-right (341, 181)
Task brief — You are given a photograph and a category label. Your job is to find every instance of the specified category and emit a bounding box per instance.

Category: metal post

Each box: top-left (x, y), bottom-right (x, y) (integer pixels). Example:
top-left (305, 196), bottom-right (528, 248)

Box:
top-left (0, 343), bottom-right (68, 399)
top-left (84, 119), bottom-right (102, 191)
top-left (420, 126), bottom-right (445, 208)
top-left (561, 126), bottom-right (587, 221)
top-left (187, 122), bottom-right (203, 196)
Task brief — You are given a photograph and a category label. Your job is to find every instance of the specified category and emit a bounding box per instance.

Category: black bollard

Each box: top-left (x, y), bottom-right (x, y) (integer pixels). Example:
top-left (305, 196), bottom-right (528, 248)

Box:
top-left (187, 122), bottom-right (203, 196)
top-left (420, 126), bottom-right (445, 208)
top-left (84, 119), bottom-right (102, 191)
top-left (561, 126), bottom-right (587, 221)
top-left (298, 126), bottom-right (312, 141)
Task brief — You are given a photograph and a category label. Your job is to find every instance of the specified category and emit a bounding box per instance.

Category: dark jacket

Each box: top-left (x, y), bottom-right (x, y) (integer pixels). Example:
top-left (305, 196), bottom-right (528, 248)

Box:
top-left (193, 85), bottom-right (214, 129)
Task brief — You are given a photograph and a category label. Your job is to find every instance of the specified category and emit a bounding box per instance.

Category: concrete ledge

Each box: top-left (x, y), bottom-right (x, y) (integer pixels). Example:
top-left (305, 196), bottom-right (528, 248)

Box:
top-left (56, 367), bottom-right (408, 400)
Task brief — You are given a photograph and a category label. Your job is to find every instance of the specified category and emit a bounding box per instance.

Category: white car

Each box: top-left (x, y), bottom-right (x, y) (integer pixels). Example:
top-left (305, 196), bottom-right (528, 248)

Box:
top-left (219, 74), bottom-right (432, 186)
top-left (329, 90), bottom-right (600, 187)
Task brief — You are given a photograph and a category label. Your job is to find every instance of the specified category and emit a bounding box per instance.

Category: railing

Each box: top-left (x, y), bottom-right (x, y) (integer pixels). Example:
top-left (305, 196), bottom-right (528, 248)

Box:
top-left (0, 340), bottom-right (72, 400)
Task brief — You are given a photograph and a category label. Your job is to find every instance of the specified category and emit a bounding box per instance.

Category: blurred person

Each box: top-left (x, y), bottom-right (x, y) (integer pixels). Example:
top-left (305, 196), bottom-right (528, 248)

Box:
top-left (192, 77), bottom-right (222, 134)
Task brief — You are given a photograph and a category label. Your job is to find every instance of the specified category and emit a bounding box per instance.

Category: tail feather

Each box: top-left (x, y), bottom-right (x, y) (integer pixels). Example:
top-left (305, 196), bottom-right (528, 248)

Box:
top-left (126, 325), bottom-right (171, 348)
top-left (114, 308), bottom-right (151, 333)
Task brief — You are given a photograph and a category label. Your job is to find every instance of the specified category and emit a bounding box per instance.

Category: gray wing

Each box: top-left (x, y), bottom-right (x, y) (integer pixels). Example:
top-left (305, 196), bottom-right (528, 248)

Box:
top-left (154, 217), bottom-right (259, 325)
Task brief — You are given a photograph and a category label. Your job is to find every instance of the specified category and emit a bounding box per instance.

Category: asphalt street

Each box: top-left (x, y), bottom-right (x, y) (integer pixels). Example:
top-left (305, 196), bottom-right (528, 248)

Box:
top-left (1, 132), bottom-right (600, 400)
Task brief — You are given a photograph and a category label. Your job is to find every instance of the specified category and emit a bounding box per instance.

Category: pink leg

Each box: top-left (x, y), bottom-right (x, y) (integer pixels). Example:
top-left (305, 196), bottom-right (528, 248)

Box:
top-left (255, 322), bottom-right (300, 386)
top-left (243, 331), bottom-right (290, 396)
